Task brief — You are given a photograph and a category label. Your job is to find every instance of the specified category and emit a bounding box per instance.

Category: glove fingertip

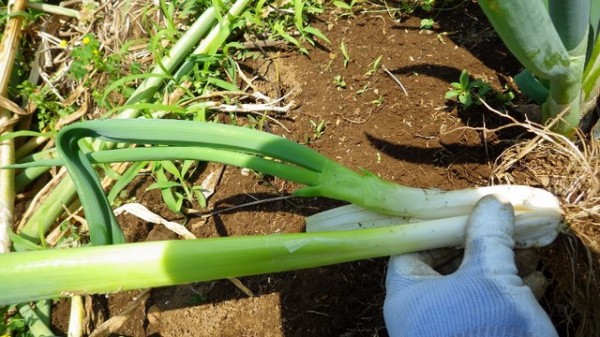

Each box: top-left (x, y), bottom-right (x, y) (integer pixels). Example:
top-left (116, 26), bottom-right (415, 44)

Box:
top-left (467, 194), bottom-right (515, 241)
top-left (388, 253), bottom-right (439, 278)
top-left (459, 195), bottom-right (518, 275)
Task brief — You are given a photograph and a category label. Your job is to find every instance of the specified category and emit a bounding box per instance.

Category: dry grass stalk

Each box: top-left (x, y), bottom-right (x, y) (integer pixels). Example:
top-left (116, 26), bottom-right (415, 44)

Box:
top-left (0, 0), bottom-right (29, 253)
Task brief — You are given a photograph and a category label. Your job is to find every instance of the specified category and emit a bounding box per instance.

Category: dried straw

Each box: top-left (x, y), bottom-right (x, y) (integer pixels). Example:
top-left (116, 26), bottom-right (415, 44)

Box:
top-left (482, 99), bottom-right (600, 337)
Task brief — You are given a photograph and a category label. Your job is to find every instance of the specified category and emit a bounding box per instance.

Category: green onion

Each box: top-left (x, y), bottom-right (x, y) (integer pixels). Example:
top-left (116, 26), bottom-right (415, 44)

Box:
top-left (0, 118), bottom-right (563, 305)
top-left (46, 119), bottom-right (562, 244)
top-left (0, 211), bottom-right (560, 305)
top-left (479, 0), bottom-right (599, 135)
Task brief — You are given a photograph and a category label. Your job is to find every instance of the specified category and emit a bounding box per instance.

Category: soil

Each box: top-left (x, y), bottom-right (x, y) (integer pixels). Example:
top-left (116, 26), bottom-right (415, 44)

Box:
top-left (49, 3), bottom-right (572, 337)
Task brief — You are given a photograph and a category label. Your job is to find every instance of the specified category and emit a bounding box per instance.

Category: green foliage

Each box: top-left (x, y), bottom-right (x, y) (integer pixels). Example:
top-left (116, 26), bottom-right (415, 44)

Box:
top-left (148, 160), bottom-right (208, 213)
top-left (445, 70), bottom-right (492, 108)
top-left (309, 120), bottom-right (326, 140)
top-left (55, 221), bottom-right (82, 248)
top-left (17, 81), bottom-right (75, 131)
top-left (340, 40), bottom-right (350, 68)
top-left (240, 0), bottom-right (329, 55)
top-left (371, 95), bottom-right (384, 106)
top-left (399, 0), bottom-right (436, 14)
top-left (364, 55), bottom-right (382, 77)
top-left (0, 306), bottom-right (31, 337)
top-left (478, 0), bottom-right (600, 135)
top-left (445, 70), bottom-right (514, 108)
top-left (70, 34), bottom-right (102, 79)
top-left (420, 18), bottom-right (435, 29)
top-left (332, 75), bottom-right (347, 89)
top-left (332, 0), bottom-right (362, 17)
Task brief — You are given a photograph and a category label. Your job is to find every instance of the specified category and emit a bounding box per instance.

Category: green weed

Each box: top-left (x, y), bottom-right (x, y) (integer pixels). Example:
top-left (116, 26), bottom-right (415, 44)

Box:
top-left (445, 70), bottom-right (514, 108)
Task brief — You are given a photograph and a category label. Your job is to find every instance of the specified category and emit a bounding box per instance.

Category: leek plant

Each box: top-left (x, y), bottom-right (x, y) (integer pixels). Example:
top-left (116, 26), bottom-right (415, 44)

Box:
top-left (478, 0), bottom-right (600, 136)
top-left (0, 118), bottom-right (563, 304)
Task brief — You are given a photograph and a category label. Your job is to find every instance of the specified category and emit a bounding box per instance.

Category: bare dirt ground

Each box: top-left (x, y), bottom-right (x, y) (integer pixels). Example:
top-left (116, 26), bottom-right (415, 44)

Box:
top-left (49, 3), bottom-right (591, 336)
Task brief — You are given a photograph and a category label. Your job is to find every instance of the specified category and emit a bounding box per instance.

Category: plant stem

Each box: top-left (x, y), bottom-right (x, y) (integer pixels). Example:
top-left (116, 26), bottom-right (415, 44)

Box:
top-left (0, 0), bottom-right (28, 253)
top-left (173, 0), bottom-right (252, 81)
top-left (12, 147), bottom-right (320, 187)
top-left (117, 4), bottom-right (224, 118)
top-left (28, 2), bottom-right (80, 19)
top-left (0, 220), bottom-right (493, 305)
top-left (18, 3), bottom-right (238, 243)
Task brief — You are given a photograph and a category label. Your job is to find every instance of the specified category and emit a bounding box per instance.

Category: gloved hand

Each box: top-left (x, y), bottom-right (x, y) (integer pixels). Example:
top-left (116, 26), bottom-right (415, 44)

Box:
top-left (383, 195), bottom-right (558, 337)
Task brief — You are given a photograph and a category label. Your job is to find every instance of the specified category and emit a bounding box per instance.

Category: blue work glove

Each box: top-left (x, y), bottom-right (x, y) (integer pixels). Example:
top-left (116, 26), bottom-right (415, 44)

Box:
top-left (383, 195), bottom-right (558, 337)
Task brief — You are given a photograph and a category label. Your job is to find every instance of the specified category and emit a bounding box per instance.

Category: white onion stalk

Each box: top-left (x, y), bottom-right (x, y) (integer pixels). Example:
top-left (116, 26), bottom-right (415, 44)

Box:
top-left (0, 208), bottom-right (561, 305)
top-left (307, 185), bottom-right (564, 248)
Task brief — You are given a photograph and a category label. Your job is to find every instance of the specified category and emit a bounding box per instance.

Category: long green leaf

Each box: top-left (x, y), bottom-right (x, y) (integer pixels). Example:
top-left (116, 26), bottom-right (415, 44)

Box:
top-left (514, 70), bottom-right (549, 104)
top-left (58, 120), bottom-right (329, 171)
top-left (55, 120), bottom-right (329, 244)
top-left (172, 0), bottom-right (251, 81)
top-left (479, 0), bottom-right (570, 79)
top-left (590, 0), bottom-right (600, 44)
top-left (117, 5), bottom-right (223, 118)
top-left (7, 147), bottom-right (320, 187)
top-left (18, 3), bottom-right (235, 245)
top-left (56, 129), bottom-right (125, 245)
top-left (0, 219), bottom-right (514, 305)
top-left (549, 0), bottom-right (590, 51)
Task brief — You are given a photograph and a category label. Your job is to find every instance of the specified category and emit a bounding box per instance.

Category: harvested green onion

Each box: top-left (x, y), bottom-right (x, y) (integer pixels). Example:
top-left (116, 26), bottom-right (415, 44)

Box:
top-left (0, 212), bottom-right (560, 305)
top-left (0, 118), bottom-right (562, 305)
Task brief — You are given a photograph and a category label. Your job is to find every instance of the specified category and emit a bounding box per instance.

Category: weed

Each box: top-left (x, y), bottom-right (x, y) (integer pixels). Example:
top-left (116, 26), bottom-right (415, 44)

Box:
top-left (148, 160), bottom-right (208, 214)
top-left (398, 0), bottom-right (436, 14)
top-left (356, 84), bottom-right (370, 95)
top-left (445, 70), bottom-right (514, 108)
top-left (0, 306), bottom-right (29, 337)
top-left (340, 40), bottom-right (350, 68)
top-left (333, 0), bottom-right (362, 16)
top-left (188, 294), bottom-right (208, 306)
top-left (70, 34), bottom-right (117, 80)
top-left (242, 0), bottom-right (329, 54)
top-left (333, 75), bottom-right (347, 89)
top-left (420, 18), bottom-right (435, 29)
top-left (372, 95), bottom-right (384, 106)
top-left (444, 70), bottom-right (492, 108)
top-left (310, 120), bottom-right (326, 140)
top-left (247, 113), bottom-right (267, 131)
top-left (364, 55), bottom-right (382, 77)
top-left (17, 81), bottom-right (75, 131)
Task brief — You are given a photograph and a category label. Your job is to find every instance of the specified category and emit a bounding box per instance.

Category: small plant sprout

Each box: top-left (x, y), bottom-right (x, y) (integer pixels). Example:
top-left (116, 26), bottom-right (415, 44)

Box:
top-left (365, 55), bottom-right (383, 77)
top-left (445, 69), bottom-right (492, 108)
top-left (333, 0), bottom-right (361, 15)
top-left (333, 75), bottom-right (347, 89)
top-left (310, 120), bottom-right (327, 140)
top-left (289, 0), bottom-right (331, 52)
top-left (372, 95), bottom-right (384, 106)
top-left (147, 160), bottom-right (207, 213)
top-left (340, 40), bottom-right (350, 68)
top-left (356, 84), bottom-right (370, 95)
top-left (420, 18), bottom-right (435, 29)
top-left (421, 0), bottom-right (435, 11)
